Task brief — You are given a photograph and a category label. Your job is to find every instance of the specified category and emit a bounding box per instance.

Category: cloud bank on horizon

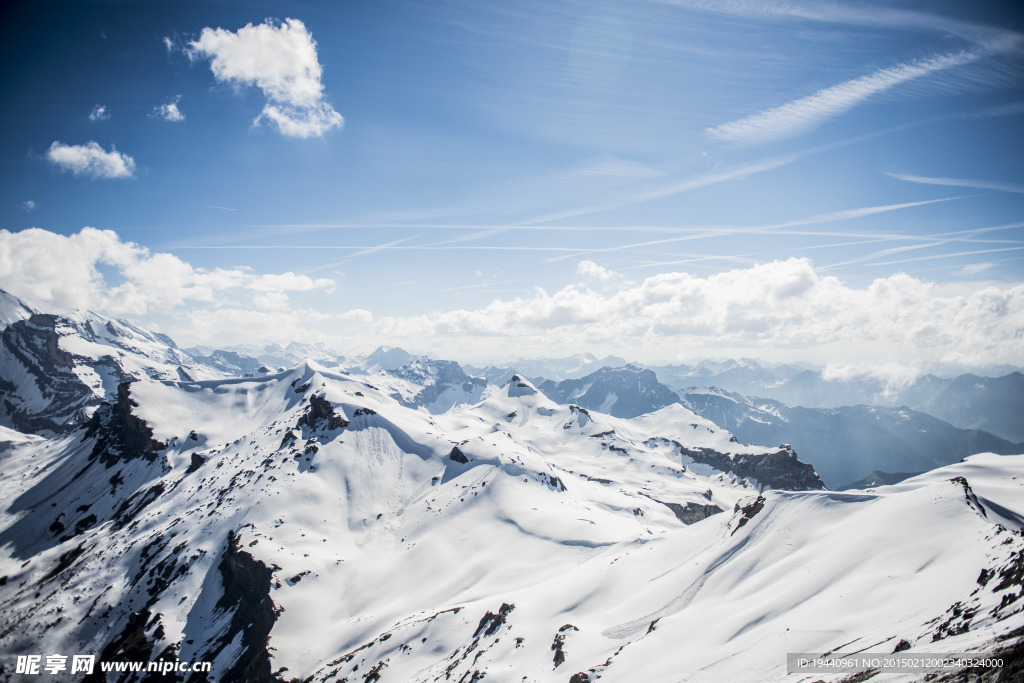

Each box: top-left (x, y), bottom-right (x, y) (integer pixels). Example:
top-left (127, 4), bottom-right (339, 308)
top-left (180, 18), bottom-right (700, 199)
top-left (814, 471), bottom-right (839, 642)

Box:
top-left (1, 227), bottom-right (1021, 372)
top-left (1, 0), bottom-right (1021, 372)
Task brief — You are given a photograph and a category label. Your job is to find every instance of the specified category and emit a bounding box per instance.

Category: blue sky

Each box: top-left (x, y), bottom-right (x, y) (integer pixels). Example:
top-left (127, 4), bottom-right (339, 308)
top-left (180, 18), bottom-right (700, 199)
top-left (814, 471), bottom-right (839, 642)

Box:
top-left (1, 0), bottom-right (1023, 371)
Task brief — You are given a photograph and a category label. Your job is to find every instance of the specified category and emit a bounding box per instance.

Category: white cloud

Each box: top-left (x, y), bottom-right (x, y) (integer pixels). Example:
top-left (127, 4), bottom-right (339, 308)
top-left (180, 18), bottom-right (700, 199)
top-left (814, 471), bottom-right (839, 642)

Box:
top-left (256, 101), bottom-right (344, 139)
top-left (658, 0), bottom-right (1016, 48)
top-left (374, 258), bottom-right (1024, 368)
top-left (153, 96), bottom-right (185, 122)
top-left (576, 260), bottom-right (621, 281)
top-left (340, 308), bottom-right (374, 323)
top-left (45, 141), bottom-right (135, 179)
top-left (0, 227), bottom-right (334, 317)
top-left (187, 18), bottom-right (343, 138)
top-left (706, 50), bottom-right (980, 144)
top-left (183, 307), bottom-right (334, 346)
top-left (885, 171), bottom-right (1024, 194)
top-left (88, 104), bottom-right (110, 122)
top-left (22, 200), bottom-right (35, 212)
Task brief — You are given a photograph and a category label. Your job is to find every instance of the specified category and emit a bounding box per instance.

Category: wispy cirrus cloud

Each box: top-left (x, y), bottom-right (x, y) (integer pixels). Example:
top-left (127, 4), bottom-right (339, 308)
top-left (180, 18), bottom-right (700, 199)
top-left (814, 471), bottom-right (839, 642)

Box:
top-left (658, 0), bottom-right (1019, 46)
top-left (45, 141), bottom-right (135, 179)
top-left (706, 50), bottom-right (981, 145)
top-left (885, 171), bottom-right (1024, 195)
top-left (186, 18), bottom-right (343, 138)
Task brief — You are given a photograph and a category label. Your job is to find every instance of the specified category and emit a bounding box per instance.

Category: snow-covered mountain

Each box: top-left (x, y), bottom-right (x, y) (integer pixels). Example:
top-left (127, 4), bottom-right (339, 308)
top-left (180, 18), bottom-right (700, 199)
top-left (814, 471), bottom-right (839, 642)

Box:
top-left (683, 388), bottom-right (1024, 489)
top-left (536, 365), bottom-right (681, 419)
top-left (0, 362), bottom-right (1020, 681)
top-left (0, 290), bottom-right (230, 435)
top-left (1, 293), bottom-right (1022, 682)
top-left (529, 365), bottom-right (1024, 489)
top-left (368, 357), bottom-right (491, 414)
top-left (465, 353), bottom-right (629, 383)
top-left (191, 342), bottom-right (346, 373)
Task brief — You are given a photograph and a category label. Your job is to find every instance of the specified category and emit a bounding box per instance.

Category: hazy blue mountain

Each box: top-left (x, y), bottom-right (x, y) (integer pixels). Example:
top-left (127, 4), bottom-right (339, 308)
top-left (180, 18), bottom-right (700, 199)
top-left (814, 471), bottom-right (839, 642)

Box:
top-left (682, 388), bottom-right (1024, 488)
top-left (536, 365), bottom-right (681, 418)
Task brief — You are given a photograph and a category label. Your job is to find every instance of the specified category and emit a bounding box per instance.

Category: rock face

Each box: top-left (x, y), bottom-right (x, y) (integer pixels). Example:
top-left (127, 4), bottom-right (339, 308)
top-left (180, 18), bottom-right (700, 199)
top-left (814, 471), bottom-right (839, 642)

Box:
top-left (0, 313), bottom-right (101, 434)
top-left (658, 501), bottom-right (724, 525)
top-left (296, 394), bottom-right (349, 431)
top-left (675, 442), bottom-right (825, 491)
top-left (209, 530), bottom-right (282, 683)
top-left (84, 382), bottom-right (168, 467)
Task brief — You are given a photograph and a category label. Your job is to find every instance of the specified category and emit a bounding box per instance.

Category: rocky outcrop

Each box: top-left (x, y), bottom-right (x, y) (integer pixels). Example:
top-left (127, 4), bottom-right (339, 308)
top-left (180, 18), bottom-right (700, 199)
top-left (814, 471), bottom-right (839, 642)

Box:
top-left (85, 383), bottom-right (167, 467)
top-left (296, 394), bottom-right (349, 431)
top-left (658, 501), bottom-right (723, 524)
top-left (677, 443), bottom-right (824, 491)
top-left (205, 531), bottom-right (282, 682)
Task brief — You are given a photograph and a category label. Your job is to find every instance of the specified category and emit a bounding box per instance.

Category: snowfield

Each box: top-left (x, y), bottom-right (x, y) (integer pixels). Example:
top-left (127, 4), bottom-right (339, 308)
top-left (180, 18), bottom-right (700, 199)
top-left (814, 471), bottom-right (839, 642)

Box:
top-left (0, 360), bottom-right (1020, 682)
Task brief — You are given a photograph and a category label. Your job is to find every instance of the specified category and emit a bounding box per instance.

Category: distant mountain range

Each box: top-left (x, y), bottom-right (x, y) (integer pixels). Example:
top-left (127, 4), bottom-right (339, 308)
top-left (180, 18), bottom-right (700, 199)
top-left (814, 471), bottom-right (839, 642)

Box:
top-left (650, 358), bottom-right (1024, 443)
top-left (521, 365), bottom-right (1024, 488)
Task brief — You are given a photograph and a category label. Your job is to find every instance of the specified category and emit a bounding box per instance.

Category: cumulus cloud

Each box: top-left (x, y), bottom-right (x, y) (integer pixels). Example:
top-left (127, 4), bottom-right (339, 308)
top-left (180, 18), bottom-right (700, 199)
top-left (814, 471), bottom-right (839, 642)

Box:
top-left (46, 141), bottom-right (135, 179)
top-left (0, 227), bottom-right (334, 316)
top-left (576, 260), bottom-right (621, 281)
top-left (88, 104), bottom-right (110, 122)
top-left (187, 18), bottom-right (343, 138)
top-left (340, 308), bottom-right (373, 323)
top-left (374, 258), bottom-right (1024, 368)
top-left (152, 96), bottom-right (185, 122)
top-left (183, 306), bottom-right (334, 346)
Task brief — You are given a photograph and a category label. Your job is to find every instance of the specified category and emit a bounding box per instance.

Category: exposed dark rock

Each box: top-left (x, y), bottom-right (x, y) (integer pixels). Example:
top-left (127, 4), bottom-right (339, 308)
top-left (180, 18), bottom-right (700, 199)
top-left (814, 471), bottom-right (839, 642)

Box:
top-left (112, 483), bottom-right (166, 531)
top-left (732, 495), bottom-right (766, 535)
top-left (542, 473), bottom-right (567, 491)
top-left (658, 501), bottom-right (723, 525)
top-left (39, 544), bottom-right (86, 585)
top-left (186, 452), bottom-right (206, 473)
top-left (297, 394), bottom-right (349, 431)
top-left (569, 674), bottom-right (591, 683)
top-left (204, 530), bottom-right (281, 682)
top-left (83, 610), bottom-right (163, 683)
top-left (363, 659), bottom-right (388, 682)
top-left (892, 639), bottom-right (911, 653)
top-left (474, 603), bottom-right (515, 638)
top-left (450, 446), bottom-right (469, 464)
top-left (85, 383), bottom-right (168, 468)
top-left (675, 442), bottom-right (823, 491)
